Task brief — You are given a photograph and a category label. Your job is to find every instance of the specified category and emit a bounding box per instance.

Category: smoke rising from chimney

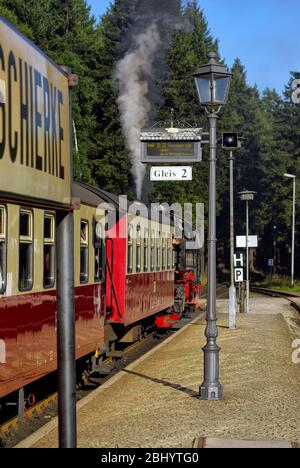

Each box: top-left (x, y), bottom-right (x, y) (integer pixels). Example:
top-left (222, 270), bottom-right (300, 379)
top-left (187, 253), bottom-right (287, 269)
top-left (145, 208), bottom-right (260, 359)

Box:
top-left (114, 0), bottom-right (182, 200)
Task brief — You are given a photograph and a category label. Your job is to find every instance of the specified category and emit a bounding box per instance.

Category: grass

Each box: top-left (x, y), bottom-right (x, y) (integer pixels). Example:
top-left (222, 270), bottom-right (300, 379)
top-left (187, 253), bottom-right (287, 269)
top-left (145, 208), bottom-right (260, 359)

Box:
top-left (200, 275), bottom-right (208, 288)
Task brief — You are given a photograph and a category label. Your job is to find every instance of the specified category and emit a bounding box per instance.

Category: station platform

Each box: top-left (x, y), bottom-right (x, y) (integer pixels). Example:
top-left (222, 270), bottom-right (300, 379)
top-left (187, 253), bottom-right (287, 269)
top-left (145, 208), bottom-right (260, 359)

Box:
top-left (18, 295), bottom-right (300, 448)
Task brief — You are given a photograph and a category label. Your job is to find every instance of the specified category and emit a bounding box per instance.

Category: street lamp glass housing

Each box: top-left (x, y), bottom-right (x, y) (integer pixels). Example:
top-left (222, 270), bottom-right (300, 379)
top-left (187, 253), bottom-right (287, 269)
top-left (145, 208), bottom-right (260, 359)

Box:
top-left (238, 190), bottom-right (257, 202)
top-left (194, 52), bottom-right (232, 108)
top-left (284, 173), bottom-right (296, 179)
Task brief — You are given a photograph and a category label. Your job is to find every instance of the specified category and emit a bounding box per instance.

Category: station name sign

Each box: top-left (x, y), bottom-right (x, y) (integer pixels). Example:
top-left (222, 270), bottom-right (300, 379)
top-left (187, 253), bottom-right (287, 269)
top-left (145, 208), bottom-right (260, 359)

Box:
top-left (140, 127), bottom-right (202, 163)
top-left (0, 16), bottom-right (71, 207)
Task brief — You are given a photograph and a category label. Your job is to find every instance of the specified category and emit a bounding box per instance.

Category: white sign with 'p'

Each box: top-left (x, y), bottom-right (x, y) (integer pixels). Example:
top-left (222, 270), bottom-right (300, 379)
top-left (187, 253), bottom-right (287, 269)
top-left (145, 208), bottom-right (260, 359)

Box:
top-left (235, 268), bottom-right (244, 283)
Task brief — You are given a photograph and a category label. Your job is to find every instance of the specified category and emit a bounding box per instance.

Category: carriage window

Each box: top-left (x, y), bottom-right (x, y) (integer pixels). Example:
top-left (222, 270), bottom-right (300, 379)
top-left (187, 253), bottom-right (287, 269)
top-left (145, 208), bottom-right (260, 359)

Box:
top-left (0, 206), bottom-right (6, 294)
top-left (144, 228), bottom-right (149, 272)
top-left (167, 234), bottom-right (172, 269)
top-left (127, 225), bottom-right (133, 274)
top-left (19, 210), bottom-right (33, 291)
top-left (186, 252), bottom-right (193, 270)
top-left (162, 233), bottom-right (166, 270)
top-left (44, 214), bottom-right (55, 288)
top-left (156, 232), bottom-right (161, 271)
top-left (80, 220), bottom-right (89, 284)
top-left (95, 222), bottom-right (104, 282)
top-left (150, 229), bottom-right (155, 272)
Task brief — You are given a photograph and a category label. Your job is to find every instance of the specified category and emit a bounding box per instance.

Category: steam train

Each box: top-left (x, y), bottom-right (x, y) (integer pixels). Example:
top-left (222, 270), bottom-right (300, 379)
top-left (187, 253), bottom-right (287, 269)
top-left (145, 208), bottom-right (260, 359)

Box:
top-left (0, 181), bottom-right (202, 406)
top-left (0, 15), bottom-right (202, 412)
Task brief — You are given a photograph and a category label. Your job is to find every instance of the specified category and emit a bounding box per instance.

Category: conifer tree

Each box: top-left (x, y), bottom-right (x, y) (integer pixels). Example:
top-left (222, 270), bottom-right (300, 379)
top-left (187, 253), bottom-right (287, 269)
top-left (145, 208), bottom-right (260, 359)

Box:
top-left (0, 2), bottom-right (33, 38)
top-left (205, 58), bottom-right (264, 268)
top-left (152, 0), bottom-right (218, 208)
top-left (89, 0), bottom-right (134, 195)
top-left (1, 0), bottom-right (299, 276)
top-left (0, 0), bottom-right (98, 182)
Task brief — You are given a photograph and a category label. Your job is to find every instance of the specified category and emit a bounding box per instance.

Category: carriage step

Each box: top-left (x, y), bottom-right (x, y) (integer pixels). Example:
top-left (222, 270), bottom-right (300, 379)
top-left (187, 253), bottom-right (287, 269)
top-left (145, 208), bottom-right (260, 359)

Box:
top-left (93, 364), bottom-right (116, 376)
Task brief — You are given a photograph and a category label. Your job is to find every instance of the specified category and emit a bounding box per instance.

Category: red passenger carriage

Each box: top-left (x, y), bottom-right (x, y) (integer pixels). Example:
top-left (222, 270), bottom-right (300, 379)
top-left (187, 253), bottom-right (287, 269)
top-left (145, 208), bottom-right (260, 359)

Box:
top-left (0, 17), bottom-right (202, 413)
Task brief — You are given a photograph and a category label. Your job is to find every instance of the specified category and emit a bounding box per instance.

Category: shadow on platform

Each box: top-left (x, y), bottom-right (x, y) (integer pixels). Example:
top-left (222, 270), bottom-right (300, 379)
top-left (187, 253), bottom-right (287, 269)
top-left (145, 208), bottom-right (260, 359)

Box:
top-left (122, 369), bottom-right (198, 398)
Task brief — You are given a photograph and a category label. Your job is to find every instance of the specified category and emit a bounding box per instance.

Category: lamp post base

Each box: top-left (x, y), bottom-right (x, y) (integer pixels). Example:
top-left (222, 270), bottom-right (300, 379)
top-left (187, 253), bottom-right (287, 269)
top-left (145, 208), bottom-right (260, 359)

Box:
top-left (199, 382), bottom-right (223, 401)
top-left (199, 341), bottom-right (223, 401)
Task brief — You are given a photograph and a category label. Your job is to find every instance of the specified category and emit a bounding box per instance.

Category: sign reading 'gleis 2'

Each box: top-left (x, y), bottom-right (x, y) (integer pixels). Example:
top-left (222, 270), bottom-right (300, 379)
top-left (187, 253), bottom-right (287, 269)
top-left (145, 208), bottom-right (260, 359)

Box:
top-left (0, 16), bottom-right (71, 206)
top-left (151, 166), bottom-right (193, 181)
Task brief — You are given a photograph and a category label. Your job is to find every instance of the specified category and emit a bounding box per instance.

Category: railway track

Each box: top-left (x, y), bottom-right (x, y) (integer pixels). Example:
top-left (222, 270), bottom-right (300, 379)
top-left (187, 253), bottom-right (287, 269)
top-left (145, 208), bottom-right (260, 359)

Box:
top-left (201, 282), bottom-right (300, 314)
top-left (0, 332), bottom-right (157, 447)
top-left (0, 307), bottom-right (204, 448)
top-left (250, 285), bottom-right (300, 314)
top-left (5, 284), bottom-right (295, 448)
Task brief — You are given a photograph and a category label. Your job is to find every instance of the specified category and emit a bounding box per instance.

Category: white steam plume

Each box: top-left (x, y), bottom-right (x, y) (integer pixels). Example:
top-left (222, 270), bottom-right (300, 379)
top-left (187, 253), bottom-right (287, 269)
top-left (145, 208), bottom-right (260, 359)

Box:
top-left (115, 23), bottom-right (161, 200)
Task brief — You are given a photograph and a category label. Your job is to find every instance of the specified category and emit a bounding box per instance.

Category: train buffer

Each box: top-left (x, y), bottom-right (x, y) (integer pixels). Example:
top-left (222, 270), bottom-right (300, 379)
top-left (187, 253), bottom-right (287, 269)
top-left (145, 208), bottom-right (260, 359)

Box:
top-left (18, 295), bottom-right (300, 448)
top-left (107, 350), bottom-right (124, 360)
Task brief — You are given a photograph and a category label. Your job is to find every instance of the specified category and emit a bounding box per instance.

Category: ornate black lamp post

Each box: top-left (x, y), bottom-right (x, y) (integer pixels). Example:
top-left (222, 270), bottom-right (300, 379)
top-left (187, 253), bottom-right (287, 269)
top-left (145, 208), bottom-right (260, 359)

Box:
top-left (194, 52), bottom-right (232, 400)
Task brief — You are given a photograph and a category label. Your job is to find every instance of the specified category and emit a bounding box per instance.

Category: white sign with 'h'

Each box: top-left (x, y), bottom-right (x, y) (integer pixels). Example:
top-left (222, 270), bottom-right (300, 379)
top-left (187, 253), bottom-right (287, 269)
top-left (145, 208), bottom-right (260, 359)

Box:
top-left (234, 253), bottom-right (244, 268)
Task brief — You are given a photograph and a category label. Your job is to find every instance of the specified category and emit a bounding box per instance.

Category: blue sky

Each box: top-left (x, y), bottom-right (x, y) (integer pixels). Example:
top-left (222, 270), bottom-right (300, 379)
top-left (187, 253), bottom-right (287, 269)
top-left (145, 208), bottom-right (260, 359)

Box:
top-left (88, 0), bottom-right (300, 95)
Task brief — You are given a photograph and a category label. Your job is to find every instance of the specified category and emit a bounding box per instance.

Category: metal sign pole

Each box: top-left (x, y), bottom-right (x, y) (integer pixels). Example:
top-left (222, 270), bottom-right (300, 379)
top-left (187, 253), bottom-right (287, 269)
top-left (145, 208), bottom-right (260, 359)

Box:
top-left (229, 151), bottom-right (236, 329)
top-left (246, 200), bottom-right (250, 313)
top-left (237, 190), bottom-right (256, 313)
top-left (284, 174), bottom-right (296, 287)
top-left (292, 177), bottom-right (296, 287)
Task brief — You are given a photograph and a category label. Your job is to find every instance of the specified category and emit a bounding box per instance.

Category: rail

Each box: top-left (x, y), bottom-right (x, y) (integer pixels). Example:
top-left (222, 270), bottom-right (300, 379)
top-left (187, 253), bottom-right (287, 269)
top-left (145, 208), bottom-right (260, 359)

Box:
top-left (0, 331), bottom-right (156, 446)
top-left (250, 285), bottom-right (300, 314)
